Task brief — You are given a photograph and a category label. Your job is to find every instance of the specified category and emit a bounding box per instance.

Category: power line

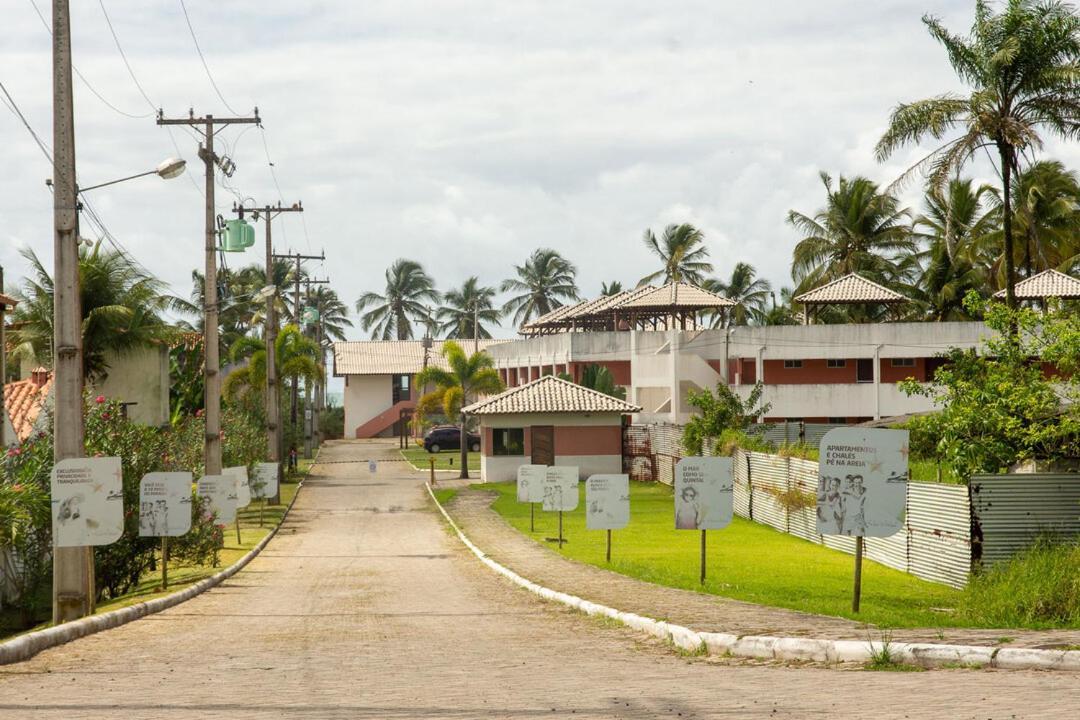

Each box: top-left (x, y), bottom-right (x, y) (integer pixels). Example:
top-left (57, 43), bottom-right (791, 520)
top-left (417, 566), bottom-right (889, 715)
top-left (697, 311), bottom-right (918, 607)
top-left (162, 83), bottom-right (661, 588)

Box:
top-left (178, 0), bottom-right (240, 115)
top-left (0, 79), bottom-right (53, 164)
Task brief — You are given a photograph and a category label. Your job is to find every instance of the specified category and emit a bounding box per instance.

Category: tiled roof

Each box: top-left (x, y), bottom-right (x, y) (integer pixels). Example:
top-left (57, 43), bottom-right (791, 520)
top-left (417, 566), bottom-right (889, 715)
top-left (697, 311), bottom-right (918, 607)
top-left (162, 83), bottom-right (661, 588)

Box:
top-left (0, 293), bottom-right (17, 310)
top-left (794, 274), bottom-right (908, 304)
top-left (333, 339), bottom-right (507, 376)
top-left (619, 282), bottom-right (736, 309)
top-left (993, 269), bottom-right (1080, 299)
top-left (3, 369), bottom-right (53, 443)
top-left (462, 375), bottom-right (641, 415)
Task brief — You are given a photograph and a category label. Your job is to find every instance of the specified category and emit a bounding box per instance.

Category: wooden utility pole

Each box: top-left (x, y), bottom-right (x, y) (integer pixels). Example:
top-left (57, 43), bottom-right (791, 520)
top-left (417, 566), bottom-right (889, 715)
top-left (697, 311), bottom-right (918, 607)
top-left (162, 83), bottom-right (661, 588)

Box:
top-left (234, 202), bottom-right (303, 503)
top-left (51, 0), bottom-right (94, 623)
top-left (157, 109), bottom-right (260, 476)
top-left (272, 251), bottom-right (323, 446)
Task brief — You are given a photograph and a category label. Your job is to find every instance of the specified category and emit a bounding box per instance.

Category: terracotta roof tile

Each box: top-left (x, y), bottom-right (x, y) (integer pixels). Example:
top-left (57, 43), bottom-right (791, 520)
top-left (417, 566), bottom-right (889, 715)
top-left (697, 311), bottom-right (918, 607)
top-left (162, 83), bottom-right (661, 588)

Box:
top-left (463, 375), bottom-right (641, 415)
top-left (619, 282), bottom-right (736, 309)
top-left (794, 273), bottom-right (908, 304)
top-left (993, 269), bottom-right (1080, 299)
top-left (3, 370), bottom-right (53, 443)
top-left (333, 339), bottom-right (507, 376)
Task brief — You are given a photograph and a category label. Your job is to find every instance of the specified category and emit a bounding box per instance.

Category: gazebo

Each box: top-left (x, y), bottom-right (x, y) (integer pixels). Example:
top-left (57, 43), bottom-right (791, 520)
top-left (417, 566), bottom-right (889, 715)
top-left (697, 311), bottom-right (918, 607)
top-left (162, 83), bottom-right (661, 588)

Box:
top-left (793, 273), bottom-right (908, 324)
top-left (993, 269), bottom-right (1080, 302)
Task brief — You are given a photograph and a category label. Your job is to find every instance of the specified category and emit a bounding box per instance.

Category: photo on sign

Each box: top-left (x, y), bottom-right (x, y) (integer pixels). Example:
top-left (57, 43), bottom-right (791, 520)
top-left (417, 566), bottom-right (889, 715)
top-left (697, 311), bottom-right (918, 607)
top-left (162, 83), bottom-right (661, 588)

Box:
top-left (516, 464), bottom-right (547, 503)
top-left (817, 427), bottom-right (909, 538)
top-left (252, 463), bottom-right (279, 500)
top-left (585, 474), bottom-right (629, 530)
top-left (542, 466), bottom-right (579, 512)
top-left (51, 457), bottom-right (125, 547)
top-left (197, 475), bottom-right (237, 524)
top-left (224, 466), bottom-right (251, 509)
top-left (139, 472), bottom-right (193, 537)
top-left (674, 457), bottom-right (733, 530)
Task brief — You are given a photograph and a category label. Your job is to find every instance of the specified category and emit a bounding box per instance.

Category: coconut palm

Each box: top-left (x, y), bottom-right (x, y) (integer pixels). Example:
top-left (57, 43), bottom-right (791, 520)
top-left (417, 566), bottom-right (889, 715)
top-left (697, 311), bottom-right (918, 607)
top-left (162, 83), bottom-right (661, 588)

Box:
top-left (762, 287), bottom-right (799, 326)
top-left (355, 259), bottom-right (440, 340)
top-left (711, 262), bottom-right (771, 326)
top-left (500, 249), bottom-right (580, 327)
top-left (1006, 160), bottom-right (1080, 277)
top-left (223, 324), bottom-right (323, 404)
top-left (788, 172), bottom-right (915, 295)
top-left (437, 277), bottom-right (501, 340)
top-left (415, 341), bottom-right (503, 479)
top-left (875, 0), bottom-right (1080, 309)
top-left (638, 223), bottom-right (713, 286)
top-left (600, 281), bottom-right (624, 296)
top-left (8, 245), bottom-right (173, 381)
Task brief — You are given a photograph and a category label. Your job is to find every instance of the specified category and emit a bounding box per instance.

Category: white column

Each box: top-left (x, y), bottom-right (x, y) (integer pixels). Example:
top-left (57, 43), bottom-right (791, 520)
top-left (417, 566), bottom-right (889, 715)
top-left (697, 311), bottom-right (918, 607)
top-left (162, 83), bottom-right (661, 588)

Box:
top-left (873, 344), bottom-right (882, 421)
top-left (563, 351), bottom-right (570, 378)
top-left (629, 330), bottom-right (639, 410)
top-left (669, 329), bottom-right (680, 424)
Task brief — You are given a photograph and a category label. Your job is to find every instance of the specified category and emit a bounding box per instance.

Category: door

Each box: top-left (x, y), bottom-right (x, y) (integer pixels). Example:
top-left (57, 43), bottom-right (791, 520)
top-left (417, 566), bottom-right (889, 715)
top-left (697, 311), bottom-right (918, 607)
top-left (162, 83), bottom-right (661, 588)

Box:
top-left (530, 426), bottom-right (554, 465)
top-left (856, 358), bottom-right (874, 383)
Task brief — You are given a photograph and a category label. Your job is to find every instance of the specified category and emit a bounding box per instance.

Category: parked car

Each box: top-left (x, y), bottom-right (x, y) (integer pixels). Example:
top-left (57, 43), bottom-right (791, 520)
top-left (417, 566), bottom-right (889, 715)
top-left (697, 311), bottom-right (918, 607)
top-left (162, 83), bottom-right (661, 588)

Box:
top-left (423, 425), bottom-right (481, 453)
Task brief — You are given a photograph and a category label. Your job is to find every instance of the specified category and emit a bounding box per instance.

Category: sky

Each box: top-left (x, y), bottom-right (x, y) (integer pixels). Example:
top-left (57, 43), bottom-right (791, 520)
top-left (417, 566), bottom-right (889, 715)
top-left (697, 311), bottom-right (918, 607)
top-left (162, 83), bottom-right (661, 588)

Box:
top-left (5, 0), bottom-right (1080, 375)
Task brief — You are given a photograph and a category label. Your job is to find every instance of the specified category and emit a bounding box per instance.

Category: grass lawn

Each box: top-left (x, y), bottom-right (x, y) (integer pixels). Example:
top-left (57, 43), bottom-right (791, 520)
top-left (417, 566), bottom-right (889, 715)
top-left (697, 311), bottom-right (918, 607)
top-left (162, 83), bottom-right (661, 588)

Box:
top-left (401, 446), bottom-right (480, 472)
top-left (432, 488), bottom-right (459, 506)
top-left (481, 480), bottom-right (969, 629)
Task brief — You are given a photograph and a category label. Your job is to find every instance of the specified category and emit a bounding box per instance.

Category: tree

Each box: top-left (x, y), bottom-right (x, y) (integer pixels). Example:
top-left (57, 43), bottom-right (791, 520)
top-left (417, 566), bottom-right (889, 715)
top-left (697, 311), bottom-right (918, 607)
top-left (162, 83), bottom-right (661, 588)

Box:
top-left (682, 382), bottom-right (771, 456)
top-left (762, 287), bottom-right (799, 326)
top-left (600, 281), bottom-right (624, 296)
top-left (557, 364), bottom-right (626, 400)
top-left (788, 173), bottom-right (915, 299)
top-left (875, 0), bottom-right (1080, 310)
top-left (708, 262), bottom-right (771, 326)
top-left (415, 341), bottom-right (503, 479)
top-left (500, 249), bottom-right (580, 327)
top-left (639, 223), bottom-right (713, 286)
top-left (355, 259), bottom-right (440, 340)
top-left (1006, 160), bottom-right (1080, 277)
top-left (8, 245), bottom-right (173, 381)
top-left (437, 277), bottom-right (501, 339)
top-left (223, 324), bottom-right (323, 410)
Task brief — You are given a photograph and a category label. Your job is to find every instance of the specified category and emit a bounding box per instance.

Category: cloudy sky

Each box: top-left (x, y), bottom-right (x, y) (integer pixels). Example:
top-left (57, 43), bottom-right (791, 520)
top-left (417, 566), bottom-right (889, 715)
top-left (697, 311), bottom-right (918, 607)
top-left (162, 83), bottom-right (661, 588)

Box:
top-left (4, 0), bottom-right (1080, 358)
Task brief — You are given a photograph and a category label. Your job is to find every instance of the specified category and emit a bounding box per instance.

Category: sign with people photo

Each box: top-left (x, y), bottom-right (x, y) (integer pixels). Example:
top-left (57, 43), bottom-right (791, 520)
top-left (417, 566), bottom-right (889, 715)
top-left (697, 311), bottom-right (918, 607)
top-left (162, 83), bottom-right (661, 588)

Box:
top-left (585, 474), bottom-right (630, 530)
top-left (541, 466), bottom-right (579, 512)
top-left (516, 464), bottom-right (547, 503)
top-left (674, 457), bottom-right (733, 530)
top-left (138, 472), bottom-right (193, 537)
top-left (51, 457), bottom-right (124, 547)
top-left (817, 427), bottom-right (909, 538)
top-left (197, 475), bottom-right (237, 524)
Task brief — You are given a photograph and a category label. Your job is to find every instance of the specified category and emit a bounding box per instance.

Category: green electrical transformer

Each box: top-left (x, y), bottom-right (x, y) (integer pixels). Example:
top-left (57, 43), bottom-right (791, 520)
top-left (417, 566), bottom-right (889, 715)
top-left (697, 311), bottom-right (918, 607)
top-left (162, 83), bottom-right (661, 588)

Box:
top-left (222, 218), bottom-right (256, 252)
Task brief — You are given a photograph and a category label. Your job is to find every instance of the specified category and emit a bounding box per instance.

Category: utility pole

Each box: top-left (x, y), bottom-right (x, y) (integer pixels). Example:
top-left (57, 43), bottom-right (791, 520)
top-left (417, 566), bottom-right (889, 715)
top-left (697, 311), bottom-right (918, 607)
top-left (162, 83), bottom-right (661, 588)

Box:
top-left (473, 302), bottom-right (479, 354)
top-left (272, 251), bottom-right (324, 445)
top-left (158, 108), bottom-right (260, 476)
top-left (234, 202), bottom-right (303, 503)
top-left (299, 277), bottom-right (329, 459)
top-left (51, 0), bottom-right (93, 623)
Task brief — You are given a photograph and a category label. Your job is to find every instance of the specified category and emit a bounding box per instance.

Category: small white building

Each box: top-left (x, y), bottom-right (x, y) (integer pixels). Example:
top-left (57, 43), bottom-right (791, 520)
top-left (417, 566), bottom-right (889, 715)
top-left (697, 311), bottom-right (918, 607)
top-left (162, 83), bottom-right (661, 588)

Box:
top-left (462, 375), bottom-right (641, 482)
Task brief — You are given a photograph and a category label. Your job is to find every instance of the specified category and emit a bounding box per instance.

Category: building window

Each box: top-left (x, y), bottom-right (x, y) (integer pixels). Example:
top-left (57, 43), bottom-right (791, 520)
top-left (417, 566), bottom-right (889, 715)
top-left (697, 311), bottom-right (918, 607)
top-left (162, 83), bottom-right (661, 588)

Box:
top-left (493, 428), bottom-right (525, 456)
top-left (827, 359), bottom-right (846, 368)
top-left (783, 360), bottom-right (803, 369)
top-left (828, 417), bottom-right (847, 424)
top-left (891, 358), bottom-right (915, 368)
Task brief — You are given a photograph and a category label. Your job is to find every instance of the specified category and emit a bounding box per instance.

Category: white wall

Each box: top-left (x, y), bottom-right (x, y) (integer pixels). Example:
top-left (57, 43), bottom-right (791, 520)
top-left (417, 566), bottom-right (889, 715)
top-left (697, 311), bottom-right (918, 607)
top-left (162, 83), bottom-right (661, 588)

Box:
top-left (92, 346), bottom-right (169, 426)
top-left (480, 453), bottom-right (621, 483)
top-left (344, 374), bottom-right (393, 437)
top-left (732, 382), bottom-right (935, 419)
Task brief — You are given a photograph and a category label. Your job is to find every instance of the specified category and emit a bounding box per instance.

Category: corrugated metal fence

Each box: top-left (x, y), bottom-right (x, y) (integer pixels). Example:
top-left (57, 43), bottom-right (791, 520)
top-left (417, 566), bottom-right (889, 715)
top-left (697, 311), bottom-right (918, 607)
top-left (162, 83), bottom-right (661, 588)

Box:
top-left (969, 473), bottom-right (1080, 566)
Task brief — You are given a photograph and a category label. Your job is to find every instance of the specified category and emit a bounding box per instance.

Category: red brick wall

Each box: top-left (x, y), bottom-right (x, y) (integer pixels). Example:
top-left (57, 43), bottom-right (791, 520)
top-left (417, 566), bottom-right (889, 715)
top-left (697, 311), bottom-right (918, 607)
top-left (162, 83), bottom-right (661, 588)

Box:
top-left (763, 358), bottom-right (857, 384)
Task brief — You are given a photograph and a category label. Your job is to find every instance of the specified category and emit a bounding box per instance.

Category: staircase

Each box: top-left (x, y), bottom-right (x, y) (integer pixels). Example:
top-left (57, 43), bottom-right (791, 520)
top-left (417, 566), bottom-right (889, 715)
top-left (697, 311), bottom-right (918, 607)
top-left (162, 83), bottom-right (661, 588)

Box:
top-left (353, 400), bottom-right (416, 439)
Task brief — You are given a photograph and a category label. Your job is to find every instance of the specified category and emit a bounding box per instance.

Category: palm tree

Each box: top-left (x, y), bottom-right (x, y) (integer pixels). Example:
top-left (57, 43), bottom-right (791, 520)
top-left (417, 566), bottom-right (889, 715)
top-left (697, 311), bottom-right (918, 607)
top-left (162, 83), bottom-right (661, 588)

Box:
top-left (437, 277), bottom-right (501, 340)
top-left (639, 223), bottom-right (713, 286)
top-left (355, 259), bottom-right (440, 340)
top-left (875, 0), bottom-right (1080, 309)
top-left (600, 281), bottom-right (624, 296)
top-left (8, 245), bottom-right (173, 380)
top-left (761, 288), bottom-right (799, 326)
top-left (788, 172), bottom-right (915, 295)
top-left (1007, 160), bottom-right (1080, 277)
top-left (500, 249), bottom-right (580, 327)
top-left (415, 341), bottom-right (503, 479)
top-left (223, 324), bottom-right (322, 404)
top-left (710, 262), bottom-right (771, 326)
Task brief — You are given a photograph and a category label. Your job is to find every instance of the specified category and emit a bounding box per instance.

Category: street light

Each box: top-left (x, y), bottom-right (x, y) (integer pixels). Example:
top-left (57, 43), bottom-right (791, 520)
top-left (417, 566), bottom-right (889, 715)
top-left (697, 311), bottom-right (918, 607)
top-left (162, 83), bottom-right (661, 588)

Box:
top-left (74, 157), bottom-right (187, 193)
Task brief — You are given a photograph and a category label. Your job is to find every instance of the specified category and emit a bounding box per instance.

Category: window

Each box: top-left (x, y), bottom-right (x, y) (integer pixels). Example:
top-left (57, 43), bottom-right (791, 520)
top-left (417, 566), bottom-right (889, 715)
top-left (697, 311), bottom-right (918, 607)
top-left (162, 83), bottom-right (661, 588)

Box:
top-left (827, 359), bottom-right (846, 368)
top-left (783, 360), bottom-right (803, 369)
top-left (891, 358), bottom-right (915, 368)
top-left (828, 417), bottom-right (847, 424)
top-left (493, 428), bottom-right (525, 456)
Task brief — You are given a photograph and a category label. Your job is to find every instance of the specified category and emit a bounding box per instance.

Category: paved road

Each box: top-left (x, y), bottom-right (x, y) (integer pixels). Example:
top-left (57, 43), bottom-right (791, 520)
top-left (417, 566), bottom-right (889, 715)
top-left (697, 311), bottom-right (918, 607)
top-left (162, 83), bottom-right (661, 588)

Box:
top-left (0, 440), bottom-right (1076, 719)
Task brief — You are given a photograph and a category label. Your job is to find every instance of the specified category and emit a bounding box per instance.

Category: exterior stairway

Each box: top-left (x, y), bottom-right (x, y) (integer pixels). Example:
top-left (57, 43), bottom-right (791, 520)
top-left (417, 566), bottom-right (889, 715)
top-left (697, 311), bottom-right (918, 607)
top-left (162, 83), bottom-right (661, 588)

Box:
top-left (353, 399), bottom-right (416, 438)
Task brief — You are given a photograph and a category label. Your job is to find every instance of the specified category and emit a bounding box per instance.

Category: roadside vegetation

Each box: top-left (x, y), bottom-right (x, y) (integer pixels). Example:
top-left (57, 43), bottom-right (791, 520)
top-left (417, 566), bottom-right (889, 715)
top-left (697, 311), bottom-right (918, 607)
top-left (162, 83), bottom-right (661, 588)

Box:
top-left (401, 447), bottom-right (480, 472)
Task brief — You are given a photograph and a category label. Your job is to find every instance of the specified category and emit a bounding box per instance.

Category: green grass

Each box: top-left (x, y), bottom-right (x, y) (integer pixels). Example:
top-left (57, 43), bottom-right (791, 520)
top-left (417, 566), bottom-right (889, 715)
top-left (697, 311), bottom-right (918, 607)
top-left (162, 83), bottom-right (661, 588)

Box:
top-left (400, 446), bottom-right (480, 472)
top-left (482, 480), bottom-right (971, 629)
top-left (433, 488), bottom-right (459, 506)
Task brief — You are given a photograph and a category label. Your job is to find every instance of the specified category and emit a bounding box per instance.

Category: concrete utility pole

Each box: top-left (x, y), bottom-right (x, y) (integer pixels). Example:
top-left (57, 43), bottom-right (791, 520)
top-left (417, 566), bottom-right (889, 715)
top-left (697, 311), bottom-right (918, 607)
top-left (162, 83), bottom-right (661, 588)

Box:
top-left (272, 251), bottom-right (323, 446)
top-left (299, 277), bottom-right (329, 459)
top-left (234, 202), bottom-right (303, 503)
top-left (51, 0), bottom-right (94, 623)
top-left (157, 108), bottom-right (260, 475)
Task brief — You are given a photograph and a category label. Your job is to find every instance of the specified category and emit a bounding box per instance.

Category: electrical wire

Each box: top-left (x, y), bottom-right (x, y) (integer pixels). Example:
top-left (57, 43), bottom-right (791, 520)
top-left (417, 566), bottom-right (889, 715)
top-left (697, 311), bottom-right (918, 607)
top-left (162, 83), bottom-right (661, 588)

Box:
top-left (177, 0), bottom-right (240, 115)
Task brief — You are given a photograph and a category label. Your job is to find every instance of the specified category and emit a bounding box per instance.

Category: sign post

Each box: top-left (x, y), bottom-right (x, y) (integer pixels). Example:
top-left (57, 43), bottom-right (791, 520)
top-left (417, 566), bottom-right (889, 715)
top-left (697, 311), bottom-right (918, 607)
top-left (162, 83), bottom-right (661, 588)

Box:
top-left (675, 457), bottom-right (733, 584)
top-left (585, 474), bottom-right (629, 563)
top-left (52, 457), bottom-right (125, 548)
top-left (516, 464), bottom-right (547, 532)
top-left (253, 463), bottom-right (279, 527)
top-left (817, 427), bottom-right (909, 614)
top-left (542, 466), bottom-right (578, 546)
top-left (224, 466), bottom-right (252, 544)
top-left (138, 472), bottom-right (193, 590)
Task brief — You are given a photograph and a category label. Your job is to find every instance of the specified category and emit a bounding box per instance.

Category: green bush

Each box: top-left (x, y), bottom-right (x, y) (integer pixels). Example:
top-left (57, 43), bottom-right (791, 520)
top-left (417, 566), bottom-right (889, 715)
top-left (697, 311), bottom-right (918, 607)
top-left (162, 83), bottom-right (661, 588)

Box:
top-left (1, 431), bottom-right (54, 627)
top-left (958, 535), bottom-right (1080, 627)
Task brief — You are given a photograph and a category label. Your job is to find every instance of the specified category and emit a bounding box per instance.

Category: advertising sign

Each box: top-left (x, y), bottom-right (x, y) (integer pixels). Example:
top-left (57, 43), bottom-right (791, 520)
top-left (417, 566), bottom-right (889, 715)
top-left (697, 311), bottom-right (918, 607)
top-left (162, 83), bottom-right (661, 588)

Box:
top-left (516, 464), bottom-right (547, 503)
top-left (817, 427), bottom-right (909, 538)
top-left (252, 463), bottom-right (279, 500)
top-left (138, 472), bottom-right (193, 537)
top-left (51, 457), bottom-right (124, 547)
top-left (197, 475), bottom-right (237, 524)
top-left (674, 457), bottom-right (733, 530)
top-left (223, 466), bottom-right (251, 509)
top-left (542, 466), bottom-right (579, 512)
top-left (585, 474), bottom-right (630, 530)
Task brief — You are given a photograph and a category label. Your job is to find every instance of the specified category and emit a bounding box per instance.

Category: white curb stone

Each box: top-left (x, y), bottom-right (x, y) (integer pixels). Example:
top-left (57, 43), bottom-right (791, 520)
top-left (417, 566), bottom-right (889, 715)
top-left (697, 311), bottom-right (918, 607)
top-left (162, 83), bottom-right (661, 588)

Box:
top-left (732, 635), bottom-right (778, 660)
top-left (773, 637), bottom-right (833, 663)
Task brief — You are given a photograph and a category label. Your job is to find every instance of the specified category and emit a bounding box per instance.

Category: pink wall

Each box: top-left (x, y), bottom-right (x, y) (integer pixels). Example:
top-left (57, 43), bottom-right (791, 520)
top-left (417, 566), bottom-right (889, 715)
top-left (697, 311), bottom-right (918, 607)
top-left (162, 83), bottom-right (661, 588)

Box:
top-left (554, 425), bottom-right (621, 456)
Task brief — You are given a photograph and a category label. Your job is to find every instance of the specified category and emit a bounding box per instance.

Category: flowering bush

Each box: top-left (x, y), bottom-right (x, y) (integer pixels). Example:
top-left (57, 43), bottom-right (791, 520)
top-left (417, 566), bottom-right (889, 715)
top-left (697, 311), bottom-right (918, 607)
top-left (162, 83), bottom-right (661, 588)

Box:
top-left (0, 431), bottom-right (53, 626)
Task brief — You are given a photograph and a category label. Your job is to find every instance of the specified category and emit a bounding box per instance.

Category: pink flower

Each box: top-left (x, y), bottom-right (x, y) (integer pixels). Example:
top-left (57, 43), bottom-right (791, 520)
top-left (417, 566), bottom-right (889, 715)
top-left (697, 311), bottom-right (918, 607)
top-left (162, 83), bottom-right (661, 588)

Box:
top-left (195, 409), bottom-right (204, 418)
top-left (95, 395), bottom-right (106, 404)
top-left (102, 413), bottom-right (111, 421)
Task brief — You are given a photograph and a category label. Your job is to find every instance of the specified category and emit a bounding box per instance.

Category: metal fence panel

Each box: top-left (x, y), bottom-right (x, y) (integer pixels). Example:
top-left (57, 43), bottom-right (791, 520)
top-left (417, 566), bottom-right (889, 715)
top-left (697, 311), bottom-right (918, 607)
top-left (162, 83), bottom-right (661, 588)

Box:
top-left (749, 453), bottom-right (788, 532)
top-left (864, 533), bottom-right (908, 574)
top-left (970, 473), bottom-right (1080, 566)
top-left (908, 531), bottom-right (970, 588)
top-left (733, 449), bottom-right (751, 519)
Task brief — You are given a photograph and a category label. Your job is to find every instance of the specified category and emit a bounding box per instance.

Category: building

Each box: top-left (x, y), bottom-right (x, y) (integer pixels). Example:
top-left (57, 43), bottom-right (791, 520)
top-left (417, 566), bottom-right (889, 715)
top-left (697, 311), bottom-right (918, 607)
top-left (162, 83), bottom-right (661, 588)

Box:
top-left (2, 368), bottom-right (53, 446)
top-left (333, 339), bottom-right (507, 438)
top-left (462, 375), bottom-right (641, 482)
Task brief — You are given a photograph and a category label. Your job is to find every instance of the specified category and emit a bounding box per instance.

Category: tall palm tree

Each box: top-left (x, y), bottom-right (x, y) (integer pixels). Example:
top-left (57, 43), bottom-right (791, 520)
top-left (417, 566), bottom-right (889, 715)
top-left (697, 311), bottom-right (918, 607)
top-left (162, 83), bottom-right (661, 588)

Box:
top-left (709, 262), bottom-right (771, 326)
top-left (639, 223), bottom-right (713, 286)
top-left (875, 0), bottom-right (1080, 309)
top-left (761, 287), bottom-right (799, 326)
top-left (500, 249), bottom-right (580, 327)
top-left (1007, 160), bottom-right (1080, 277)
top-left (8, 245), bottom-right (173, 380)
top-left (355, 259), bottom-right (440, 340)
top-left (788, 172), bottom-right (915, 295)
top-left (437, 277), bottom-right (501, 339)
top-left (224, 324), bottom-right (323, 405)
top-left (600, 281), bottom-right (624, 296)
top-left (415, 341), bottom-right (503, 479)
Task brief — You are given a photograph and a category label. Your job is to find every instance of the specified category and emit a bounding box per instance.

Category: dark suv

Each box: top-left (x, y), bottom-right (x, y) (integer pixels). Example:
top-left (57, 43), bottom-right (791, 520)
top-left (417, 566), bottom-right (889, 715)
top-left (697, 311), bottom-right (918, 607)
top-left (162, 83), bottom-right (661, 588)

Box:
top-left (423, 425), bottom-right (481, 453)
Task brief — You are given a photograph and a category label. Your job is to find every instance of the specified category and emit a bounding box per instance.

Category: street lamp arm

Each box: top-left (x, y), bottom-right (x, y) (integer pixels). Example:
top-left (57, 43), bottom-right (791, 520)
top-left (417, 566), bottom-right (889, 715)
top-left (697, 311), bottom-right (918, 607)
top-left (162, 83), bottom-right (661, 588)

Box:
top-left (77, 169), bottom-right (158, 193)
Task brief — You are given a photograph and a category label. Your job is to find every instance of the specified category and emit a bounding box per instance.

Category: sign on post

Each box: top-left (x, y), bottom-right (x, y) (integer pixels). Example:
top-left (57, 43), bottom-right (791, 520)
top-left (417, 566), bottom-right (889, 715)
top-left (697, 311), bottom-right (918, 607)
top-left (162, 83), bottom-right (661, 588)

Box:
top-left (585, 474), bottom-right (629, 530)
top-left (197, 475), bottom-right (237, 524)
top-left (51, 457), bottom-right (124, 547)
top-left (674, 457), bottom-right (733, 530)
top-left (517, 464), bottom-right (547, 532)
top-left (542, 466), bottom-right (578, 512)
top-left (138, 472), bottom-right (193, 537)
top-left (252, 463), bottom-right (279, 501)
top-left (223, 466), bottom-right (251, 509)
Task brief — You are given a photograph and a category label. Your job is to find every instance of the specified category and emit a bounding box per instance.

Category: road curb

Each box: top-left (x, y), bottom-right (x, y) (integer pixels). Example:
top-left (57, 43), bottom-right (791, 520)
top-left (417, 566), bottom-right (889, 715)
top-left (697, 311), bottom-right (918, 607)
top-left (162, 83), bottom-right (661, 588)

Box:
top-left (427, 484), bottom-right (1080, 672)
top-left (0, 480), bottom-right (304, 666)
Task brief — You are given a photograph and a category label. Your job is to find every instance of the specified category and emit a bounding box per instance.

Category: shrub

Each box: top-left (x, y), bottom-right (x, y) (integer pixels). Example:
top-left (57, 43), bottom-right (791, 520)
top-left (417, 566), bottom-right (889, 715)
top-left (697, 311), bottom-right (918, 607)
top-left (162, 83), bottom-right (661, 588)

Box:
top-left (0, 432), bottom-right (54, 626)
